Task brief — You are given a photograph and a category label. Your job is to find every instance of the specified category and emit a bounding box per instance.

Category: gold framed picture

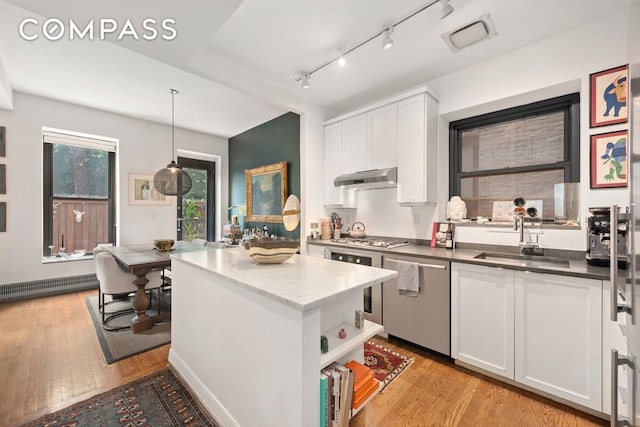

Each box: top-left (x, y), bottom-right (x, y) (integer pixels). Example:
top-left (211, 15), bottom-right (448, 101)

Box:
top-left (128, 173), bottom-right (171, 205)
top-left (245, 161), bottom-right (287, 223)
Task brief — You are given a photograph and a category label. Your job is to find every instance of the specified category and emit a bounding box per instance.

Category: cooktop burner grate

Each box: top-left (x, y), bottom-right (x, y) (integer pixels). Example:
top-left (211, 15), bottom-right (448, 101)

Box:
top-left (330, 238), bottom-right (410, 249)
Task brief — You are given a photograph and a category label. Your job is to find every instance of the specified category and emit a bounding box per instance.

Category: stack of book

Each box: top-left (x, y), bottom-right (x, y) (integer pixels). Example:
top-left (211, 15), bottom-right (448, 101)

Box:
top-left (345, 360), bottom-right (380, 411)
top-left (320, 362), bottom-right (354, 427)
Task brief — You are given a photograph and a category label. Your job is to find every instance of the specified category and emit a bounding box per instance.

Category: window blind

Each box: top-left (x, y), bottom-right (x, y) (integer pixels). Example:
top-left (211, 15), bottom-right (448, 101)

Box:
top-left (42, 127), bottom-right (117, 152)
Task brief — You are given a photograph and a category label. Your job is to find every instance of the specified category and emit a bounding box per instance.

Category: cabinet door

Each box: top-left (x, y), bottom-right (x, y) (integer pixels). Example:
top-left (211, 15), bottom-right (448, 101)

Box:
top-left (369, 103), bottom-right (397, 170)
top-left (342, 114), bottom-right (369, 174)
top-left (451, 263), bottom-right (515, 378)
top-left (383, 256), bottom-right (450, 355)
top-left (324, 122), bottom-right (344, 206)
top-left (514, 271), bottom-right (602, 411)
top-left (397, 94), bottom-right (426, 204)
top-left (397, 93), bottom-right (438, 205)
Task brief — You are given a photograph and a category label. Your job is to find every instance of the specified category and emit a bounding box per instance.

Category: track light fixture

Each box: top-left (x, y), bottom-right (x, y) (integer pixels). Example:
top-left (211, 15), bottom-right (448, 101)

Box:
top-left (382, 27), bottom-right (394, 50)
top-left (439, 0), bottom-right (454, 19)
top-left (300, 73), bottom-right (310, 89)
top-left (294, 1), bottom-right (455, 88)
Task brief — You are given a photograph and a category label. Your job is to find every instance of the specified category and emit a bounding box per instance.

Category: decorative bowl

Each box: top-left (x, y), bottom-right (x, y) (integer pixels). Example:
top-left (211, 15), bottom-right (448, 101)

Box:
top-left (153, 239), bottom-right (175, 251)
top-left (242, 237), bottom-right (299, 264)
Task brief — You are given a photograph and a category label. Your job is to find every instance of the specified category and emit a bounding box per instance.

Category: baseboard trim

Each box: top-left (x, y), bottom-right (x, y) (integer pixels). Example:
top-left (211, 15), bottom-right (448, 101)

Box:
top-left (0, 274), bottom-right (98, 302)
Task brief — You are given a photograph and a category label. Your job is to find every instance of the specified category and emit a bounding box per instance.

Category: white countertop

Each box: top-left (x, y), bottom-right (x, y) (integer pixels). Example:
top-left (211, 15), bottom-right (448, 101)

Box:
top-left (171, 247), bottom-right (397, 312)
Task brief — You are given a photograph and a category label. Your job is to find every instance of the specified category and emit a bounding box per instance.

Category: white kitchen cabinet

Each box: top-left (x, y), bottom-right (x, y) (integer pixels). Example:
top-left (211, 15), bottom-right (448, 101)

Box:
top-left (514, 271), bottom-right (602, 411)
top-left (368, 103), bottom-right (398, 170)
top-left (342, 114), bottom-right (369, 174)
top-left (452, 262), bottom-right (604, 411)
top-left (451, 263), bottom-right (515, 379)
top-left (323, 121), bottom-right (356, 207)
top-left (397, 92), bottom-right (438, 205)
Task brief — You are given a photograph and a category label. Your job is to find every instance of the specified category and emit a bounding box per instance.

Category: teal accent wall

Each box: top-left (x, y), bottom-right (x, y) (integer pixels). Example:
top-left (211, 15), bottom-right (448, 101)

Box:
top-left (229, 112), bottom-right (300, 238)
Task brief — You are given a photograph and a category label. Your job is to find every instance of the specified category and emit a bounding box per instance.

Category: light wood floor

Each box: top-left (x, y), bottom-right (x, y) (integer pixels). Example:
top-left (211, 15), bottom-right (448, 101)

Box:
top-left (0, 290), bottom-right (607, 427)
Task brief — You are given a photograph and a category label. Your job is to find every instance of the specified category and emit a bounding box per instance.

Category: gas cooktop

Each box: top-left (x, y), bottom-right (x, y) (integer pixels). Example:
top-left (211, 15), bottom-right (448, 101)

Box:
top-left (330, 237), bottom-right (411, 249)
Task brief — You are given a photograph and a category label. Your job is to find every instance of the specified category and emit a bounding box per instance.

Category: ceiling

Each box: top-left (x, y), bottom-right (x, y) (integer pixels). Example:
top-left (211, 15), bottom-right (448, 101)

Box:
top-left (0, 0), bottom-right (631, 138)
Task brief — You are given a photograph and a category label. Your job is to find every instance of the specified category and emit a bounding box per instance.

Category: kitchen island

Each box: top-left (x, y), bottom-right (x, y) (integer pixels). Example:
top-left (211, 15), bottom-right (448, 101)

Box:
top-left (168, 247), bottom-right (397, 427)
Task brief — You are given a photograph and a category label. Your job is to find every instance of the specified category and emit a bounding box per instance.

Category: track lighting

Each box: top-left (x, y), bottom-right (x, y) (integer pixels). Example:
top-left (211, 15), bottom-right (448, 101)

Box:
top-left (382, 27), bottom-right (394, 50)
top-left (294, 1), bottom-right (457, 88)
top-left (439, 0), bottom-right (454, 19)
top-left (300, 73), bottom-right (310, 89)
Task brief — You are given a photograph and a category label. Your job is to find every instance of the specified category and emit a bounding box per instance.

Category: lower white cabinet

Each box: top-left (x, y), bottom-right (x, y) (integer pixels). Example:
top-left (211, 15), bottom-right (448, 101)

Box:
top-left (451, 263), bottom-right (515, 378)
top-left (514, 271), bottom-right (602, 411)
top-left (451, 263), bottom-right (603, 411)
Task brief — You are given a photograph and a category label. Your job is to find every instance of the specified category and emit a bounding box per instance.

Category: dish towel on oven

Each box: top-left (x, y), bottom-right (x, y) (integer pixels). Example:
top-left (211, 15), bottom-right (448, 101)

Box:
top-left (396, 260), bottom-right (419, 297)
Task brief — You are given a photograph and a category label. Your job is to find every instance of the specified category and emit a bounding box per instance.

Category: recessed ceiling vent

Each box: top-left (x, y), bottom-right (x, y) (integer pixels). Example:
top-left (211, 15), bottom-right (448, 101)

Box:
top-left (441, 13), bottom-right (497, 52)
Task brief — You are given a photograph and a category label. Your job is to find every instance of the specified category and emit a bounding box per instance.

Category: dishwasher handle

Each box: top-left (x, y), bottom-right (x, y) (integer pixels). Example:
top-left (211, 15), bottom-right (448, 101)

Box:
top-left (385, 258), bottom-right (447, 270)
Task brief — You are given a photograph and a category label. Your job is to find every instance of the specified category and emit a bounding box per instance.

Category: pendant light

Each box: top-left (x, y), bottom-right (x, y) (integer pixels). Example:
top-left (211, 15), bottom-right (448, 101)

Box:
top-left (153, 89), bottom-right (192, 196)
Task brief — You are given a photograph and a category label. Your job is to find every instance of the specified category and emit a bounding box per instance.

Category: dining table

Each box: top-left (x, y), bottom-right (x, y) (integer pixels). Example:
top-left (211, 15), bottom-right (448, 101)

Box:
top-left (105, 241), bottom-right (206, 333)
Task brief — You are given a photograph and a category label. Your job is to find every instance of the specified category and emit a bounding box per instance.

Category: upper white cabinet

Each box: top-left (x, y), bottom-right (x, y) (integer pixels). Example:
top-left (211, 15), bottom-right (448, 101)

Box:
top-left (323, 86), bottom-right (438, 206)
top-left (342, 114), bottom-right (369, 174)
top-left (397, 93), bottom-right (438, 205)
top-left (368, 103), bottom-right (398, 170)
top-left (323, 121), bottom-right (356, 207)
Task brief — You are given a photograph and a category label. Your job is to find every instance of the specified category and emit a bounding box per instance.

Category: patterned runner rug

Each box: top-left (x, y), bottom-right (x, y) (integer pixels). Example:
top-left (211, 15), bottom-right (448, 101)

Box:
top-left (364, 341), bottom-right (413, 391)
top-left (22, 367), bottom-right (218, 426)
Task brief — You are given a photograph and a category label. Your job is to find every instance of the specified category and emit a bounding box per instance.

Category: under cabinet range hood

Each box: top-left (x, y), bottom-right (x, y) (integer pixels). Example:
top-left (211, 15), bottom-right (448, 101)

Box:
top-left (334, 167), bottom-right (397, 190)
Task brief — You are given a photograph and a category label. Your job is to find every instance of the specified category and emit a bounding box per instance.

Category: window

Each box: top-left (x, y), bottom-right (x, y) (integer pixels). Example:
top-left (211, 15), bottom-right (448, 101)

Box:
top-left (177, 157), bottom-right (216, 242)
top-left (43, 128), bottom-right (116, 257)
top-left (449, 94), bottom-right (580, 221)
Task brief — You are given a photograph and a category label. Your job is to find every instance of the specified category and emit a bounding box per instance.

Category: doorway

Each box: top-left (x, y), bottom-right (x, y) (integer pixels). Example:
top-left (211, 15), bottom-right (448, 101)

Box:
top-left (177, 157), bottom-right (216, 242)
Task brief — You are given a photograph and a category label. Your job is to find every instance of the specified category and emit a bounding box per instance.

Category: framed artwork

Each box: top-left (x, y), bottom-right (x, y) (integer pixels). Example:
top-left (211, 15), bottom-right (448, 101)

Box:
top-left (245, 161), bottom-right (287, 223)
top-left (590, 64), bottom-right (628, 128)
top-left (0, 202), bottom-right (5, 232)
top-left (0, 126), bottom-right (5, 157)
top-left (590, 130), bottom-right (628, 189)
top-left (0, 164), bottom-right (4, 194)
top-left (128, 173), bottom-right (171, 205)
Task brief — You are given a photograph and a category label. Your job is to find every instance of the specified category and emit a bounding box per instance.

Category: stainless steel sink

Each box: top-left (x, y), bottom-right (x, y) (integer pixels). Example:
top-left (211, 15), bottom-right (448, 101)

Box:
top-left (474, 252), bottom-right (570, 268)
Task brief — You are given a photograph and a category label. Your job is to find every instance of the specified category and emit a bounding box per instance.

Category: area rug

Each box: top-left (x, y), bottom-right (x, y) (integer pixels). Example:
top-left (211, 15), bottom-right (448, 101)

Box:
top-left (85, 293), bottom-right (171, 364)
top-left (364, 341), bottom-right (413, 391)
top-left (21, 367), bottom-right (218, 426)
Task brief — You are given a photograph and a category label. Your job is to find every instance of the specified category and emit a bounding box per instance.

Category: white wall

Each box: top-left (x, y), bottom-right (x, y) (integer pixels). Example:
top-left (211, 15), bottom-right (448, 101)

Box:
top-left (0, 92), bottom-right (228, 285)
top-left (319, 12), bottom-right (631, 251)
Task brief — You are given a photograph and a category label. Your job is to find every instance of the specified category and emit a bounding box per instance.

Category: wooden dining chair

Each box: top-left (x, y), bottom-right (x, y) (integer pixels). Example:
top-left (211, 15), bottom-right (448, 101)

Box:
top-left (93, 247), bottom-right (163, 331)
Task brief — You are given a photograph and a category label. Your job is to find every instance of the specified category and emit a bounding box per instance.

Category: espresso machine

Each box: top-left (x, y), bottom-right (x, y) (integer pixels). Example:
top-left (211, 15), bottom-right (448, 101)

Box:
top-left (585, 206), bottom-right (629, 268)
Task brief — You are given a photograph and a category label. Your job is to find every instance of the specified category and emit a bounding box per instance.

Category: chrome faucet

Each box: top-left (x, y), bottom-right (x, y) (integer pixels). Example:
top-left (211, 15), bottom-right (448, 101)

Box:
top-left (514, 213), bottom-right (540, 254)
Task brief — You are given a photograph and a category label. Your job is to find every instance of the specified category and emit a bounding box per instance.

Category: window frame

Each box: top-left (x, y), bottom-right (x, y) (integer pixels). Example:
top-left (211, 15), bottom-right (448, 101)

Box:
top-left (449, 93), bottom-right (580, 219)
top-left (43, 142), bottom-right (116, 256)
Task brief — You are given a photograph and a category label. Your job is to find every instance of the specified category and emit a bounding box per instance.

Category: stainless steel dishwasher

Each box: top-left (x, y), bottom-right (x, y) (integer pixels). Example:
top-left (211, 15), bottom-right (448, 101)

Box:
top-left (382, 254), bottom-right (450, 356)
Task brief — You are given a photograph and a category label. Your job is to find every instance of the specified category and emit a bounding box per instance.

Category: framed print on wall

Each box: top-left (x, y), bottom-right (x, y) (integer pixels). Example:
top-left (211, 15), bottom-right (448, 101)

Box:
top-left (128, 173), bottom-right (171, 205)
top-left (590, 64), bottom-right (628, 128)
top-left (245, 161), bottom-right (287, 223)
top-left (590, 130), bottom-right (628, 189)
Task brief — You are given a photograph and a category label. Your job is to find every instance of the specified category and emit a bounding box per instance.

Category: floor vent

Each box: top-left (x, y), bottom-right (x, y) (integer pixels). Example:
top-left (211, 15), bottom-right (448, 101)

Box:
top-left (0, 274), bottom-right (98, 303)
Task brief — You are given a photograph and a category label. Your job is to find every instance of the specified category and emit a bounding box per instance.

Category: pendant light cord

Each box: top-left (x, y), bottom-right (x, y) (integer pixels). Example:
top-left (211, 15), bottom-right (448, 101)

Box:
top-left (169, 89), bottom-right (178, 162)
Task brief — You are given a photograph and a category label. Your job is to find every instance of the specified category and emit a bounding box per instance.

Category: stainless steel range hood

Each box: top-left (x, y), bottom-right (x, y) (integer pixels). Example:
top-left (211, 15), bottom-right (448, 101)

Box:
top-left (334, 167), bottom-right (397, 190)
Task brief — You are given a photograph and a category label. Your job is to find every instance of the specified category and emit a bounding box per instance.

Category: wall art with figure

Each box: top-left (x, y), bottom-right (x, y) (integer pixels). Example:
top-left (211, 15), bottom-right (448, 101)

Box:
top-left (590, 64), bottom-right (628, 128)
top-left (590, 130), bottom-right (627, 189)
